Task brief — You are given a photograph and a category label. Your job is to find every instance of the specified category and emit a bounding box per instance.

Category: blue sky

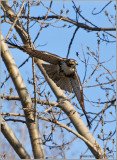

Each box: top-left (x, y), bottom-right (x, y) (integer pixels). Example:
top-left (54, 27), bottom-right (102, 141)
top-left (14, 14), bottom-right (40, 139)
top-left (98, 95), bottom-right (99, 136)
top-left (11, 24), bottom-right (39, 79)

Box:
top-left (1, 1), bottom-right (116, 159)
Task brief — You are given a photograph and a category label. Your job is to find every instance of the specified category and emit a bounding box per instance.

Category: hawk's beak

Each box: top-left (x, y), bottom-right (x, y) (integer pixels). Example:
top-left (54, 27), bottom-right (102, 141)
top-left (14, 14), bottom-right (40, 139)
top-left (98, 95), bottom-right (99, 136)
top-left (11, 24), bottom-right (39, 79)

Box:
top-left (76, 61), bottom-right (78, 65)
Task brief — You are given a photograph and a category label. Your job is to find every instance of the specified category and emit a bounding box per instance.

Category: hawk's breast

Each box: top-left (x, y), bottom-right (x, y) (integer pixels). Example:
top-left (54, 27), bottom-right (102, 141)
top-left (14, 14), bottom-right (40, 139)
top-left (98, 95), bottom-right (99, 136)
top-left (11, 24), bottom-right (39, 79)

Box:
top-left (59, 61), bottom-right (75, 76)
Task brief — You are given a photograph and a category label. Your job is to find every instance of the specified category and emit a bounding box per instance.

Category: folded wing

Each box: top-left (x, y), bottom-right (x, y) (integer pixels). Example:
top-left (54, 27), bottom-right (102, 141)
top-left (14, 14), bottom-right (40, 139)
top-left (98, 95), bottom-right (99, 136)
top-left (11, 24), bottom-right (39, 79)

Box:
top-left (70, 71), bottom-right (91, 128)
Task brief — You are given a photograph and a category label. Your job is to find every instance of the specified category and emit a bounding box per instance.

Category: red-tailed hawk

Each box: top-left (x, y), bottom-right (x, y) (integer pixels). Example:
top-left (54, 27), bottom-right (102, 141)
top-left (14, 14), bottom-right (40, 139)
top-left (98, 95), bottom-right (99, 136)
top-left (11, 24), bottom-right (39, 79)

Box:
top-left (6, 40), bottom-right (91, 128)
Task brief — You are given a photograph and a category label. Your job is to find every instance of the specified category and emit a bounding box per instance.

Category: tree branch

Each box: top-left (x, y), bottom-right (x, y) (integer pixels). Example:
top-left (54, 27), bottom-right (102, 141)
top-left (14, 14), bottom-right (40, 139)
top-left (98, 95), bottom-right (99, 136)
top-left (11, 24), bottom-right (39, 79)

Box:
top-left (1, 94), bottom-right (58, 106)
top-left (1, 116), bottom-right (31, 159)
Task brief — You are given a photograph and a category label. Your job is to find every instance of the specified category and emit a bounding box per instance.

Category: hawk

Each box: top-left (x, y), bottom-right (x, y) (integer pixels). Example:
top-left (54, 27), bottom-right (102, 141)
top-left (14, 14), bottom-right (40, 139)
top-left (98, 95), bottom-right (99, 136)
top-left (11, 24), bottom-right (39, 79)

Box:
top-left (6, 40), bottom-right (91, 128)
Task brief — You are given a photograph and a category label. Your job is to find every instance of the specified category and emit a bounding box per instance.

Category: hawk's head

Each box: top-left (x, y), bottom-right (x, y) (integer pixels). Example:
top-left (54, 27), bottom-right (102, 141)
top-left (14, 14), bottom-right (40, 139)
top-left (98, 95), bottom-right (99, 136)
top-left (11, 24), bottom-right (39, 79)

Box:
top-left (66, 59), bottom-right (78, 68)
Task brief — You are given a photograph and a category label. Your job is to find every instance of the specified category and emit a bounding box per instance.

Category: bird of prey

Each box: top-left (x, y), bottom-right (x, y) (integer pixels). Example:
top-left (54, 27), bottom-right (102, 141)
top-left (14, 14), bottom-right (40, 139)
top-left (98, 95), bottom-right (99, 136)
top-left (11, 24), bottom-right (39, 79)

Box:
top-left (6, 40), bottom-right (91, 128)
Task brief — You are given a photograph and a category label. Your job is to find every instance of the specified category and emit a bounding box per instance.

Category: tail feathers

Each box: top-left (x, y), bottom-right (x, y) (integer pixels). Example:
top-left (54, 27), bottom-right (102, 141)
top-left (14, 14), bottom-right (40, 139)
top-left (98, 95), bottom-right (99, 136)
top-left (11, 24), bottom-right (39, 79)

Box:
top-left (80, 101), bottom-right (91, 129)
top-left (84, 110), bottom-right (91, 129)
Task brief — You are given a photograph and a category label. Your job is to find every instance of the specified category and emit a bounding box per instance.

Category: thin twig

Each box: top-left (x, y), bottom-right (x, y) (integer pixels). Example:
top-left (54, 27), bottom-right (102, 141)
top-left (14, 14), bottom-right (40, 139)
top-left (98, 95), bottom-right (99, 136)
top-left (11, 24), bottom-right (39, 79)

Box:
top-left (1, 57), bottom-right (30, 88)
top-left (81, 45), bottom-right (88, 83)
top-left (33, 1), bottom-right (53, 44)
top-left (92, 1), bottom-right (112, 15)
top-left (84, 79), bottom-right (115, 88)
top-left (102, 65), bottom-right (115, 80)
top-left (83, 65), bottom-right (100, 86)
top-left (66, 27), bottom-right (79, 59)
top-left (1, 94), bottom-right (58, 106)
top-left (6, 1), bottom-right (25, 40)
top-left (32, 58), bottom-right (37, 122)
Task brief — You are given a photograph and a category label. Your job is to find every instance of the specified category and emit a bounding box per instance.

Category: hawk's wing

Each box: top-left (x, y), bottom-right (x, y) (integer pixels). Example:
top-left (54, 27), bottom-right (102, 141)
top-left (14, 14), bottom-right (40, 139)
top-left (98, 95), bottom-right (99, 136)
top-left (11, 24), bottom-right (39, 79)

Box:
top-left (42, 64), bottom-right (73, 93)
top-left (70, 71), bottom-right (91, 128)
top-left (6, 41), bottom-right (63, 64)
top-left (70, 71), bottom-right (83, 106)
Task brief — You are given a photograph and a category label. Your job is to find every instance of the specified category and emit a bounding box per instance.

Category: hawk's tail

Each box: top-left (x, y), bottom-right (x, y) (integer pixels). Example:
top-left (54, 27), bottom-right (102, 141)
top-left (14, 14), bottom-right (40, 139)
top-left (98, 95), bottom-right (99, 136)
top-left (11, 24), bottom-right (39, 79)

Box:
top-left (80, 101), bottom-right (91, 129)
top-left (84, 110), bottom-right (91, 129)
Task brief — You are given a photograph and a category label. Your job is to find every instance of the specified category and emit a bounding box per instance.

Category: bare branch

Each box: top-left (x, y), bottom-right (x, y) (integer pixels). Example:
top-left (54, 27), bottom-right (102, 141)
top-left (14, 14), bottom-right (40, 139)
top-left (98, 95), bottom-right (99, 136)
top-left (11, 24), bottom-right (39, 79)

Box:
top-left (1, 116), bottom-right (32, 159)
top-left (67, 27), bottom-right (79, 59)
top-left (6, 1), bottom-right (25, 40)
top-left (33, 1), bottom-right (53, 44)
top-left (1, 94), bottom-right (58, 106)
top-left (92, 2), bottom-right (112, 15)
top-left (1, 32), bottom-right (45, 159)
top-left (1, 2), bottom-right (45, 158)
top-left (17, 15), bottom-right (116, 32)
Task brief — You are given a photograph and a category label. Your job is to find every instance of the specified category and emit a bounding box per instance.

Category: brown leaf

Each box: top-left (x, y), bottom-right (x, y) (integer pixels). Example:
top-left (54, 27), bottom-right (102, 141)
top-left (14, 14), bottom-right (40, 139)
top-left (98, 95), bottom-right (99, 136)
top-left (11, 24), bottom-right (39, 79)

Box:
top-left (91, 52), bottom-right (95, 56)
top-left (87, 46), bottom-right (90, 50)
top-left (10, 88), bottom-right (13, 94)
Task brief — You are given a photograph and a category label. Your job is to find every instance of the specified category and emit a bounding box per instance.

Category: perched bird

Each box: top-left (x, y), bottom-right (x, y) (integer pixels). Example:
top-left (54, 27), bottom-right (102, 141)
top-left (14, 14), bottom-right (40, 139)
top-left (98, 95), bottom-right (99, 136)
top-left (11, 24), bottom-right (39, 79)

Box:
top-left (6, 40), bottom-right (91, 128)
